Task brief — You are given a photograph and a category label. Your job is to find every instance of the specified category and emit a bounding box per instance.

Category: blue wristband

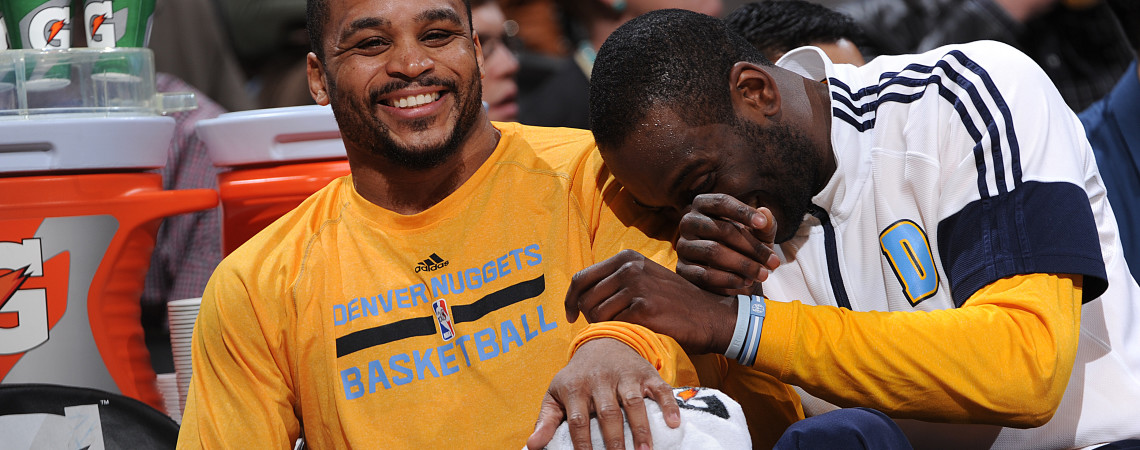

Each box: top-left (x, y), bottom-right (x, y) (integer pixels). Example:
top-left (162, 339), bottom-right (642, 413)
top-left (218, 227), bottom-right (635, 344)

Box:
top-left (724, 295), bottom-right (751, 360)
top-left (736, 295), bottom-right (766, 367)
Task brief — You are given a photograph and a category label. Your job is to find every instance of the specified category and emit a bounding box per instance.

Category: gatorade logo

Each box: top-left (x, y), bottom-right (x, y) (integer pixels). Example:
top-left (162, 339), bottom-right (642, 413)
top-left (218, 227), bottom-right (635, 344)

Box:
top-left (84, 1), bottom-right (115, 48)
top-left (25, 5), bottom-right (71, 50)
top-left (0, 220), bottom-right (71, 380)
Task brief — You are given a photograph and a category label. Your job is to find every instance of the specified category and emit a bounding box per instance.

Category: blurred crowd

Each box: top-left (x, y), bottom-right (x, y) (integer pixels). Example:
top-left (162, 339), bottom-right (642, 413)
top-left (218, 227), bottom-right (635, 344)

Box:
top-left (150, 0), bottom-right (1137, 118)
top-left (126, 1), bottom-right (1140, 445)
top-left (142, 0), bottom-right (1139, 357)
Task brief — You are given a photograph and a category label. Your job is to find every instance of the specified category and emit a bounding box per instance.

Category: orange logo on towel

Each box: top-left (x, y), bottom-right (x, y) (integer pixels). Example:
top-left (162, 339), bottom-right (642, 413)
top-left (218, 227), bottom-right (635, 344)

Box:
top-left (676, 387), bottom-right (701, 403)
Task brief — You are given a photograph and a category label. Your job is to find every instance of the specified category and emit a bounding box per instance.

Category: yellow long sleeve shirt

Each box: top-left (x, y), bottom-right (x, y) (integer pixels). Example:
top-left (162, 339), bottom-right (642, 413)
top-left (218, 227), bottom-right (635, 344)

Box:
top-left (757, 273), bottom-right (1081, 426)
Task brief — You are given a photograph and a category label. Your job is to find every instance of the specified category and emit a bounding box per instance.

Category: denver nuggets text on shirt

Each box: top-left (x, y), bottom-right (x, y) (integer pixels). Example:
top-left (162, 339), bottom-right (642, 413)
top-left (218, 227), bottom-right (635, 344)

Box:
top-left (331, 244), bottom-right (542, 325)
top-left (335, 244), bottom-right (558, 400)
top-left (338, 304), bottom-right (557, 400)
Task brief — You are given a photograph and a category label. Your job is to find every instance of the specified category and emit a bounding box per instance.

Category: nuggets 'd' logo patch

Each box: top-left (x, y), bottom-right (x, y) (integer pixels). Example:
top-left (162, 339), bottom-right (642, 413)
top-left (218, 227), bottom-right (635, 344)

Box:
top-left (879, 219), bottom-right (939, 306)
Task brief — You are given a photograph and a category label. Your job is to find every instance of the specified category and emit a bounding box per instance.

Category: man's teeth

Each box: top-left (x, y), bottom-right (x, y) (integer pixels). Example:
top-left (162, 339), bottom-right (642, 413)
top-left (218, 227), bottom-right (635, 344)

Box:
top-left (391, 92), bottom-right (441, 108)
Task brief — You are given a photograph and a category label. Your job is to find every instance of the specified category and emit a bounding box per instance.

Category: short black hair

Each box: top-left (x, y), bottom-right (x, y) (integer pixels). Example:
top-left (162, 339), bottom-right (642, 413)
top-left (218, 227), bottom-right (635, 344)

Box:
top-left (724, 0), bottom-right (864, 60)
top-left (307, 0), bottom-right (473, 62)
top-left (590, 9), bottom-right (772, 150)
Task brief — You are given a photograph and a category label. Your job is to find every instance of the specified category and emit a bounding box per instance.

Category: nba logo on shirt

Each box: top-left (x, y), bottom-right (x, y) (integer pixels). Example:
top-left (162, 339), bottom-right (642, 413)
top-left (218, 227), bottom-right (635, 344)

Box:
top-left (432, 298), bottom-right (455, 342)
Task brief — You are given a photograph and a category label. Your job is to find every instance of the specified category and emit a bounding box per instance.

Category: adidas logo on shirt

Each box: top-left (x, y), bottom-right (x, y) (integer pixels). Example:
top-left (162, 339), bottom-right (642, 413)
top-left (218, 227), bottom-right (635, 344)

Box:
top-left (414, 253), bottom-right (449, 272)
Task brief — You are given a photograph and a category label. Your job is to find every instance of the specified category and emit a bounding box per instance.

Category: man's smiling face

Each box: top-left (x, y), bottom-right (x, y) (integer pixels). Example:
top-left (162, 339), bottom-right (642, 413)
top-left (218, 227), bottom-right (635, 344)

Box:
top-left (312, 0), bottom-right (486, 170)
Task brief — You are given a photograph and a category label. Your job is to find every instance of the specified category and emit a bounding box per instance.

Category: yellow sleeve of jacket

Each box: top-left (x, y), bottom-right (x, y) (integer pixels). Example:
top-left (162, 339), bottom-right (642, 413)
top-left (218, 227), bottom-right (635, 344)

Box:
top-left (755, 273), bottom-right (1082, 427)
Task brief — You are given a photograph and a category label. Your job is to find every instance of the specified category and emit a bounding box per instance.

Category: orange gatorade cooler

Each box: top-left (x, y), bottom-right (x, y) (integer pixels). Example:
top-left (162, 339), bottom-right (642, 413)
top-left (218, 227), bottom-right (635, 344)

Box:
top-left (197, 105), bottom-right (349, 255)
top-left (0, 48), bottom-right (215, 412)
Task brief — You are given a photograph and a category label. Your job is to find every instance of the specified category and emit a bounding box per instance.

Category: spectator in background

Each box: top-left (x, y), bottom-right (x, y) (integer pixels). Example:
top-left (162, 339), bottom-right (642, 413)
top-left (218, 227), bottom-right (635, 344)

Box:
top-left (215, 0), bottom-right (315, 108)
top-left (1079, 32), bottom-right (1140, 283)
top-left (149, 0), bottom-right (256, 112)
top-left (518, 0), bottom-right (723, 129)
top-left (838, 0), bottom-right (1136, 111)
top-left (500, 0), bottom-right (570, 57)
top-left (140, 74), bottom-right (226, 372)
top-left (473, 0), bottom-right (522, 121)
top-left (209, 0), bottom-right (525, 115)
top-left (724, 0), bottom-right (866, 66)
top-left (137, 1), bottom-right (232, 370)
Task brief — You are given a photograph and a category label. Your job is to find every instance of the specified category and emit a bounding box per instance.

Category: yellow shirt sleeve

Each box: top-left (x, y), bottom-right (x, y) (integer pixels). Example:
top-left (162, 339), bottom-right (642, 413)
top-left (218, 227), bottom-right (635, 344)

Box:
top-left (176, 264), bottom-right (301, 449)
top-left (569, 322), bottom-right (699, 386)
top-left (755, 273), bottom-right (1081, 427)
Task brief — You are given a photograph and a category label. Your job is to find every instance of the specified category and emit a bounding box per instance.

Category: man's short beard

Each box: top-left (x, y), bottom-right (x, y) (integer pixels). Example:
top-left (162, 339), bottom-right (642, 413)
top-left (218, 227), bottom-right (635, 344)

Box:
top-left (734, 118), bottom-right (820, 244)
top-left (329, 66), bottom-right (484, 171)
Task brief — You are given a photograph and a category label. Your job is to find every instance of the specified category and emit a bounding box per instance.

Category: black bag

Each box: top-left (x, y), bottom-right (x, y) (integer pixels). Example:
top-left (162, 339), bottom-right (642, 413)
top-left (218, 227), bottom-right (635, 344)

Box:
top-left (0, 383), bottom-right (178, 449)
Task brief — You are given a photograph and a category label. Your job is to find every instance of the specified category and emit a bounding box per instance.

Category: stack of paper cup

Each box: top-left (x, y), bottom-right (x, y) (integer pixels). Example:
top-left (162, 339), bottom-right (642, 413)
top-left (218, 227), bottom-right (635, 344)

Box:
top-left (155, 372), bottom-right (182, 423)
top-left (167, 297), bottom-right (202, 416)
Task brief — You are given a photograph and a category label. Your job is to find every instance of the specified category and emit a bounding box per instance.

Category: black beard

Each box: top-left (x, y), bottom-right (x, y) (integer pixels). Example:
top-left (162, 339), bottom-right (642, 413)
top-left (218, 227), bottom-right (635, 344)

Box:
top-left (735, 119), bottom-right (820, 244)
top-left (328, 67), bottom-right (484, 171)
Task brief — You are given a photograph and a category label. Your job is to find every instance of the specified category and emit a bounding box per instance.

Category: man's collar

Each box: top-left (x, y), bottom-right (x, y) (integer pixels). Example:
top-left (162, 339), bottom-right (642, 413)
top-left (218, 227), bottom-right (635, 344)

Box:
top-left (775, 46), bottom-right (832, 82)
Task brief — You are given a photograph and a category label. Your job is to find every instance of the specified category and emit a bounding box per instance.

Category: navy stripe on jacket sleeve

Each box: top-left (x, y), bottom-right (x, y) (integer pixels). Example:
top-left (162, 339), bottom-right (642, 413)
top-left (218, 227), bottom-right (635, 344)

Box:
top-left (937, 181), bottom-right (1107, 306)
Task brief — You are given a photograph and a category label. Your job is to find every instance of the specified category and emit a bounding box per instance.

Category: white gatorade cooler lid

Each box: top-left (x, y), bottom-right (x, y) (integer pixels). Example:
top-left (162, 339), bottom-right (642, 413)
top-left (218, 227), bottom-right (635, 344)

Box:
top-left (197, 105), bottom-right (346, 167)
top-left (0, 116), bottom-right (174, 173)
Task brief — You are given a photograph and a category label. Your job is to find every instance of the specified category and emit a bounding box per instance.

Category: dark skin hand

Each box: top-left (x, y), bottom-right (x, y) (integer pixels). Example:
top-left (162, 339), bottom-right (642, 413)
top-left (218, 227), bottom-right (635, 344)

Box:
top-left (543, 194), bottom-right (779, 448)
top-left (563, 194), bottom-right (779, 354)
top-left (564, 249), bottom-right (737, 355)
top-left (526, 338), bottom-right (681, 450)
top-left (677, 193), bottom-right (780, 295)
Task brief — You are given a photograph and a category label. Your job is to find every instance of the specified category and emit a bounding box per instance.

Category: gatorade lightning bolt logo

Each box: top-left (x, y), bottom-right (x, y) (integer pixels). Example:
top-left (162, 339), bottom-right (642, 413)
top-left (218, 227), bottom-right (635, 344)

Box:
top-left (47, 21), bottom-right (65, 43)
top-left (0, 266), bottom-right (34, 328)
top-left (90, 14), bottom-right (106, 37)
top-left (83, 1), bottom-right (116, 47)
top-left (0, 219), bottom-right (71, 381)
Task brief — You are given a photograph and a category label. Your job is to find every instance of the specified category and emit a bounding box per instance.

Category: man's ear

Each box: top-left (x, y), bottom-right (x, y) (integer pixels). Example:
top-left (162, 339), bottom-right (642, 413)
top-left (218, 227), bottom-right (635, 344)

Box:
top-left (730, 62), bottom-right (781, 119)
top-left (307, 52), bottom-right (330, 106)
top-left (473, 31), bottom-right (486, 80)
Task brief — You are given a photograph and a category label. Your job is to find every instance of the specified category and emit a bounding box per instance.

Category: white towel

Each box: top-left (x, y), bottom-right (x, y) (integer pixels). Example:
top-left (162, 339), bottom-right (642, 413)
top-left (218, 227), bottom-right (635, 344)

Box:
top-left (537, 387), bottom-right (751, 449)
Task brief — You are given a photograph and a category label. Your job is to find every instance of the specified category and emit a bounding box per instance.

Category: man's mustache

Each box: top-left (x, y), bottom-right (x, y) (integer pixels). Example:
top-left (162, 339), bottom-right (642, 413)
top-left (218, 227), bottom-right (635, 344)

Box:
top-left (370, 77), bottom-right (458, 103)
